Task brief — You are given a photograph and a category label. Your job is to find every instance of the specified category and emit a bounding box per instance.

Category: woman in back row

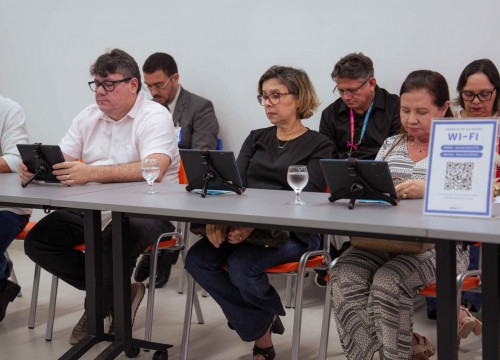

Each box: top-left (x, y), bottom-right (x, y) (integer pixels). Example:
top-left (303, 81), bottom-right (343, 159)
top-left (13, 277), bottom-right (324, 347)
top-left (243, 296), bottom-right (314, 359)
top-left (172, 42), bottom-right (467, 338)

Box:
top-left (329, 70), bottom-right (470, 360)
top-left (425, 58), bottom-right (500, 342)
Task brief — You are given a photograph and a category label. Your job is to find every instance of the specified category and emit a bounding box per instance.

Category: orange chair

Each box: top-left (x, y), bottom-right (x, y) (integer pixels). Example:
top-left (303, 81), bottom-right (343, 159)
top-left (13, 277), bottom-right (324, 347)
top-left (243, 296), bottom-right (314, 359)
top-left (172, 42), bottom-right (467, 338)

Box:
top-left (7, 221), bottom-right (38, 297)
top-left (180, 236), bottom-right (332, 360)
top-left (417, 243), bottom-right (482, 337)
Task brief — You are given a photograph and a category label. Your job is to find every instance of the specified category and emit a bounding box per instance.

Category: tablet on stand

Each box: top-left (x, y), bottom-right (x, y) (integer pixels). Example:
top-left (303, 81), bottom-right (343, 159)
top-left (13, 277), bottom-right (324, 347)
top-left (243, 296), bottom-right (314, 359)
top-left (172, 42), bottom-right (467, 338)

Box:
top-left (17, 143), bottom-right (65, 187)
top-left (179, 149), bottom-right (245, 198)
top-left (320, 158), bottom-right (399, 209)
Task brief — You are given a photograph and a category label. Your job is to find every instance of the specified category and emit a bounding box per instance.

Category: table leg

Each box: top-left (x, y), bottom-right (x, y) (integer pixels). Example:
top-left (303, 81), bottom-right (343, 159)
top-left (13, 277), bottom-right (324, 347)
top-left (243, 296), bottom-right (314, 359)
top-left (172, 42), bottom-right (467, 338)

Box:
top-left (435, 240), bottom-right (458, 360)
top-left (96, 212), bottom-right (131, 357)
top-left (58, 210), bottom-right (104, 360)
top-left (482, 243), bottom-right (500, 359)
top-left (103, 212), bottom-right (173, 358)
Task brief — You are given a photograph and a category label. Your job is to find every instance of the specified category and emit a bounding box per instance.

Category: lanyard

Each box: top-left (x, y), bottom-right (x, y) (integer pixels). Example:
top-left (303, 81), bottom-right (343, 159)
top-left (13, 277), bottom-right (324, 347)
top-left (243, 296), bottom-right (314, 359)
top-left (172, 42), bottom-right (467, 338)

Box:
top-left (347, 100), bottom-right (374, 155)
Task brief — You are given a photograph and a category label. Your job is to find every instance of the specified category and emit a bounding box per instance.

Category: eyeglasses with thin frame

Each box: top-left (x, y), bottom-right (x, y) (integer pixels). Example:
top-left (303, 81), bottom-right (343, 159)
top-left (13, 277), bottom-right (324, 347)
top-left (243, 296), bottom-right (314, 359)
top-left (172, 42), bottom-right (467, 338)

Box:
top-left (144, 74), bottom-right (176, 92)
top-left (257, 92), bottom-right (297, 106)
top-left (88, 77), bottom-right (132, 93)
top-left (333, 77), bottom-right (371, 97)
top-left (461, 88), bottom-right (497, 102)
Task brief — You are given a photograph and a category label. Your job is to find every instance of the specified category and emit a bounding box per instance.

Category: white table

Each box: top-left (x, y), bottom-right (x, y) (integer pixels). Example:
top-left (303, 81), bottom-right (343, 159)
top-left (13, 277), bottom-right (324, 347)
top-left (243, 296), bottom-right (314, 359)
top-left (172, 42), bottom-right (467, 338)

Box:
top-left (2, 173), bottom-right (498, 359)
top-left (52, 182), bottom-right (500, 360)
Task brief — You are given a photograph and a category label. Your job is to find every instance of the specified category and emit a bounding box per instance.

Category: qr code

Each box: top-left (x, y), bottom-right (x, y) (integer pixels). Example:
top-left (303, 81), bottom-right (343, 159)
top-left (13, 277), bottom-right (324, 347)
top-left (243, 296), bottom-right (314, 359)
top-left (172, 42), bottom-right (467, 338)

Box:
top-left (444, 162), bottom-right (473, 190)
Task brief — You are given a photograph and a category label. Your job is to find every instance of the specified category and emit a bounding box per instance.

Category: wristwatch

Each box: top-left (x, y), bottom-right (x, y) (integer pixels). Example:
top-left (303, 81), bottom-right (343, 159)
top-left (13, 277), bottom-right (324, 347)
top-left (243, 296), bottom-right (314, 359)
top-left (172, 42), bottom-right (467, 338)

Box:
top-left (495, 183), bottom-right (500, 197)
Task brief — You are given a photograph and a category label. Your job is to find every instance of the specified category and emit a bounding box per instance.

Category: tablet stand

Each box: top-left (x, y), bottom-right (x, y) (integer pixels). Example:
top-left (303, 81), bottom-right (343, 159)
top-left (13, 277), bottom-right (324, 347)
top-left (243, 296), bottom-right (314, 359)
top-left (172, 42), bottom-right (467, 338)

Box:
top-left (185, 151), bottom-right (244, 198)
top-left (22, 143), bottom-right (52, 188)
top-left (328, 158), bottom-right (398, 209)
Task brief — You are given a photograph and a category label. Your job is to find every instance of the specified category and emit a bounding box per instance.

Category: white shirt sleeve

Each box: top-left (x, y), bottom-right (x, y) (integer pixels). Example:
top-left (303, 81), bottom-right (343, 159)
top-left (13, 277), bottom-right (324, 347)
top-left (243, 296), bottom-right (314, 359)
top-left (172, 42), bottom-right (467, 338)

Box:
top-left (0, 97), bottom-right (29, 172)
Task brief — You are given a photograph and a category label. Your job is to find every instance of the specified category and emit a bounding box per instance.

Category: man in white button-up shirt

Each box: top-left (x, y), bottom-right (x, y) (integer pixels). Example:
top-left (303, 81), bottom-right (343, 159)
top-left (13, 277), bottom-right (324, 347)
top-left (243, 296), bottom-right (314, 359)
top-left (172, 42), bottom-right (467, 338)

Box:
top-left (20, 49), bottom-right (179, 345)
top-left (0, 95), bottom-right (31, 322)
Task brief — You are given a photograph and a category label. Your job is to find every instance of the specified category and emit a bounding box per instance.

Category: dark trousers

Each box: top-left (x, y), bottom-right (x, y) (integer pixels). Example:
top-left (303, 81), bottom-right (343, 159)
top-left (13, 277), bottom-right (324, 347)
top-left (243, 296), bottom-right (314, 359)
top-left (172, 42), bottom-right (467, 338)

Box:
top-left (185, 233), bottom-right (321, 342)
top-left (24, 210), bottom-right (173, 314)
top-left (0, 211), bottom-right (30, 280)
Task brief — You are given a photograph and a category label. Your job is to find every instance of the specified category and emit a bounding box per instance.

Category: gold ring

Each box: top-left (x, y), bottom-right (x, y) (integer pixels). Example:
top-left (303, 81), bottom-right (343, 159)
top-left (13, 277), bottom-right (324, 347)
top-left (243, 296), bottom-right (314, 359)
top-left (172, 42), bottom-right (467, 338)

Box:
top-left (402, 192), bottom-right (407, 199)
top-left (67, 174), bottom-right (70, 180)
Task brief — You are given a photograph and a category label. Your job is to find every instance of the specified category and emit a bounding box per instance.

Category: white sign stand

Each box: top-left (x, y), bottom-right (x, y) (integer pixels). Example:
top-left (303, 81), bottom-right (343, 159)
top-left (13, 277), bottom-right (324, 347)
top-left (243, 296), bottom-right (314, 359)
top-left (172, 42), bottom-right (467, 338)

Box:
top-left (424, 118), bottom-right (498, 217)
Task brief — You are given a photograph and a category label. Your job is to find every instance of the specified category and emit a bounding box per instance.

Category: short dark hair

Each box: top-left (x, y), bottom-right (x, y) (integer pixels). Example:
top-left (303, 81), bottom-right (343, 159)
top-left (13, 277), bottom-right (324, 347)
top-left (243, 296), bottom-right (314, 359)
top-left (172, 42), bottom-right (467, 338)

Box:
top-left (90, 48), bottom-right (141, 93)
top-left (455, 59), bottom-right (500, 113)
top-left (143, 52), bottom-right (178, 76)
top-left (400, 70), bottom-right (453, 119)
top-left (331, 52), bottom-right (374, 81)
top-left (258, 65), bottom-right (320, 119)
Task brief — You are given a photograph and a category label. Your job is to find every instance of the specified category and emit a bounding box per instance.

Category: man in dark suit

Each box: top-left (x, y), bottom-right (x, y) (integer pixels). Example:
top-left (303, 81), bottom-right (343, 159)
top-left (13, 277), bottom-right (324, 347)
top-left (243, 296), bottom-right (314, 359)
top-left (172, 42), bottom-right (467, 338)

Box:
top-left (135, 52), bottom-right (220, 288)
top-left (143, 52), bottom-right (219, 150)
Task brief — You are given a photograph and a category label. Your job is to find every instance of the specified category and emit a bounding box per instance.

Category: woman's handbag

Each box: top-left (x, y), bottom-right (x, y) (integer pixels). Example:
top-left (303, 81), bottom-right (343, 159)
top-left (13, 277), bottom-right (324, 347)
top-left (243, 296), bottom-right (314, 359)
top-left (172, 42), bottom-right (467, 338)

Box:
top-left (350, 236), bottom-right (434, 254)
top-left (243, 229), bottom-right (289, 248)
top-left (190, 223), bottom-right (289, 249)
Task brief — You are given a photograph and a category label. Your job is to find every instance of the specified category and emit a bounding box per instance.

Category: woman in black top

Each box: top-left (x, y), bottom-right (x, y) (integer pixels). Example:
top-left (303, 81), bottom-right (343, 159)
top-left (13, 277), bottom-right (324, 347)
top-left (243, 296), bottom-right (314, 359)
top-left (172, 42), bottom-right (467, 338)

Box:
top-left (185, 65), bottom-right (332, 360)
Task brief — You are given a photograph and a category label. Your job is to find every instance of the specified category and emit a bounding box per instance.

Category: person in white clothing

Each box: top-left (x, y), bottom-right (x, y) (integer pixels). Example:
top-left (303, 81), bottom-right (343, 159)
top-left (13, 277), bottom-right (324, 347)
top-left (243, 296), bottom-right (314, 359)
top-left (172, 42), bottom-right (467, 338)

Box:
top-left (0, 95), bottom-right (31, 321)
top-left (20, 49), bottom-right (179, 345)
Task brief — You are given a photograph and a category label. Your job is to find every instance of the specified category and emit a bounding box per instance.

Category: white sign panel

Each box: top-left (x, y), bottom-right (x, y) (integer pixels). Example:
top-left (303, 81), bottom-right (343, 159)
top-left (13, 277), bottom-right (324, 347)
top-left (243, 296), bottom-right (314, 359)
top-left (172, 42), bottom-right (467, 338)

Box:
top-left (424, 118), bottom-right (498, 217)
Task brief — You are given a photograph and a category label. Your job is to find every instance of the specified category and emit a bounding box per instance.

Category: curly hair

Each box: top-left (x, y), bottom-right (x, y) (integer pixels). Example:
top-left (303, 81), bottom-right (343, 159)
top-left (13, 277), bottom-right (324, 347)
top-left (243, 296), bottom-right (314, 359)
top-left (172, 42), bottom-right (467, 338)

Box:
top-left (90, 48), bottom-right (141, 93)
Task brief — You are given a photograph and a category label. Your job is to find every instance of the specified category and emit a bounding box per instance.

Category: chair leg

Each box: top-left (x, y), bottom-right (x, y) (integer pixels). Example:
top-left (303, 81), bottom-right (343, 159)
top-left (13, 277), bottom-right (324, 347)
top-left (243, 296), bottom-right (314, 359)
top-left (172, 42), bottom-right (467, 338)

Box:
top-left (291, 262), bottom-right (307, 359)
top-left (180, 274), bottom-right (196, 360)
top-left (319, 282), bottom-right (332, 360)
top-left (292, 250), bottom-right (332, 360)
top-left (177, 270), bottom-right (186, 294)
top-left (144, 241), bottom-right (160, 343)
top-left (177, 225), bottom-right (192, 294)
top-left (178, 245), bottom-right (188, 294)
top-left (181, 245), bottom-right (203, 322)
top-left (192, 286), bottom-right (205, 324)
top-left (45, 274), bottom-right (59, 341)
top-left (285, 275), bottom-right (294, 308)
top-left (28, 264), bottom-right (42, 329)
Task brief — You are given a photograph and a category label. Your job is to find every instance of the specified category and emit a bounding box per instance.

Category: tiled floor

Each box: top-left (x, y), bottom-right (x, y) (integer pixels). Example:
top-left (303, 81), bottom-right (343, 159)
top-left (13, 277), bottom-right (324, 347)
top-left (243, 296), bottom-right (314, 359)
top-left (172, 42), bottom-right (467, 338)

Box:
top-left (0, 240), bottom-right (482, 359)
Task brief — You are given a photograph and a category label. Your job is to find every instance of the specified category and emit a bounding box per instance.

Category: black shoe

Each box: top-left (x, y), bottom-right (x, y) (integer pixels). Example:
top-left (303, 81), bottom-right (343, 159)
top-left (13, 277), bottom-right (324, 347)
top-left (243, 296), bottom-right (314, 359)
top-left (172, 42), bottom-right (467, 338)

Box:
top-left (151, 250), bottom-right (179, 288)
top-left (134, 255), bottom-right (151, 282)
top-left (0, 279), bottom-right (21, 321)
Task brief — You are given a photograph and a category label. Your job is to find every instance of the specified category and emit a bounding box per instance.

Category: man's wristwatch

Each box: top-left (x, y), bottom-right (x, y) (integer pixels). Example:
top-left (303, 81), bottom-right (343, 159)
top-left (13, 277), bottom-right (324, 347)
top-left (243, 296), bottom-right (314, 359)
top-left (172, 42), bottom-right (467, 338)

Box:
top-left (495, 183), bottom-right (500, 197)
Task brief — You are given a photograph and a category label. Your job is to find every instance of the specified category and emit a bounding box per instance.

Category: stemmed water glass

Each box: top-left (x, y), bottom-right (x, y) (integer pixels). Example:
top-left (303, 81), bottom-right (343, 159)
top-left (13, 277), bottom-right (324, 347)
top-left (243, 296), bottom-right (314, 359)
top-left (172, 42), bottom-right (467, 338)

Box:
top-left (141, 158), bottom-right (160, 194)
top-left (287, 165), bottom-right (309, 205)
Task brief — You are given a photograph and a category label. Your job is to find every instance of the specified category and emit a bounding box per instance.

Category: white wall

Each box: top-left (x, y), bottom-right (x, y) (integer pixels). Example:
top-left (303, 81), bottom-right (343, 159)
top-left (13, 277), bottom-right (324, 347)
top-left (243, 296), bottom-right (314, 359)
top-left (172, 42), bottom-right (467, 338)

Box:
top-left (1, 0), bottom-right (499, 153)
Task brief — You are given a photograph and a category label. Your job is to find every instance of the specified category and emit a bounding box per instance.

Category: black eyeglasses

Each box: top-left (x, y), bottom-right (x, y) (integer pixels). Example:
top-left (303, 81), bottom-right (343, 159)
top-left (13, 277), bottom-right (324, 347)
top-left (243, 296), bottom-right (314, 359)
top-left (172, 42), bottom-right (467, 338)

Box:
top-left (88, 77), bottom-right (132, 93)
top-left (333, 77), bottom-right (370, 97)
top-left (257, 92), bottom-right (296, 106)
top-left (461, 88), bottom-right (497, 102)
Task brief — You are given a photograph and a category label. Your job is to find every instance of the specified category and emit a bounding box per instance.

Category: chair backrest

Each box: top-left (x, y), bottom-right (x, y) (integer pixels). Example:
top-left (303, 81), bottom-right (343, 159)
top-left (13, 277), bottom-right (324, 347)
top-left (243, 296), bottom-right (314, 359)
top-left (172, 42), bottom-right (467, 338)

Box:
top-left (179, 159), bottom-right (188, 185)
top-left (16, 221), bottom-right (37, 240)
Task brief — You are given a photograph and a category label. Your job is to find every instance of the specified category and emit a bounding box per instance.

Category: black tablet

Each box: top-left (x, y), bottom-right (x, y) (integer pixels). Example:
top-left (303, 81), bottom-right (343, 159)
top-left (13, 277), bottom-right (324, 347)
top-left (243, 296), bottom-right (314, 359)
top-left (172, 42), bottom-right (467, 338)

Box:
top-left (180, 149), bottom-right (245, 197)
top-left (320, 158), bottom-right (398, 209)
top-left (17, 143), bottom-right (65, 186)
